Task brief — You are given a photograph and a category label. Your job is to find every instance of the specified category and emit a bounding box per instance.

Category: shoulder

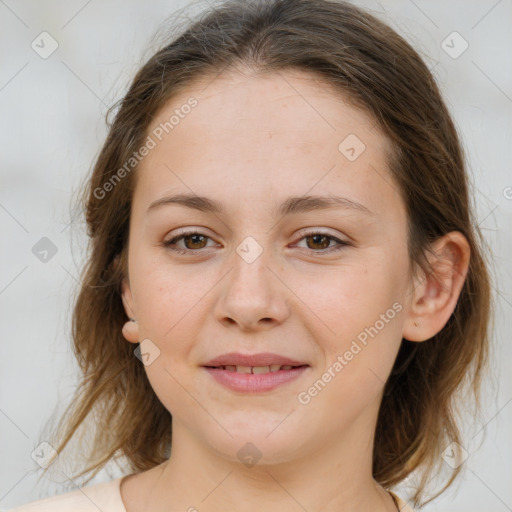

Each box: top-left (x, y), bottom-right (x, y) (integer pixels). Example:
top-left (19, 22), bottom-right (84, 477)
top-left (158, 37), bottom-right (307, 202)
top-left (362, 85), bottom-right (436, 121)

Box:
top-left (6, 477), bottom-right (126, 512)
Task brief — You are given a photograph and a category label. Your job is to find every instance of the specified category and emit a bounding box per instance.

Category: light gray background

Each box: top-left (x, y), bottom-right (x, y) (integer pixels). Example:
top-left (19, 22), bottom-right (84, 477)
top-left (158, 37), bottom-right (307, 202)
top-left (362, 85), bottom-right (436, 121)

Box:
top-left (1, 0), bottom-right (511, 510)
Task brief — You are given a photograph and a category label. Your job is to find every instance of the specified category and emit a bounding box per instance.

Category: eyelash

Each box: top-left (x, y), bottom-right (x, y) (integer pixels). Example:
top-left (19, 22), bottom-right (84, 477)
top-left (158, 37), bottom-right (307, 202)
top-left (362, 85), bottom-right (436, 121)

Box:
top-left (163, 230), bottom-right (350, 256)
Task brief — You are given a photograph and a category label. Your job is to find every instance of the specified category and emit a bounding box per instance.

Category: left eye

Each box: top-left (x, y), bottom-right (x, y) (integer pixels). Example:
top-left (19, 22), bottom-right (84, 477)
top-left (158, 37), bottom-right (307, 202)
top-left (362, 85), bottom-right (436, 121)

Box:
top-left (163, 231), bottom-right (349, 255)
top-left (294, 233), bottom-right (348, 252)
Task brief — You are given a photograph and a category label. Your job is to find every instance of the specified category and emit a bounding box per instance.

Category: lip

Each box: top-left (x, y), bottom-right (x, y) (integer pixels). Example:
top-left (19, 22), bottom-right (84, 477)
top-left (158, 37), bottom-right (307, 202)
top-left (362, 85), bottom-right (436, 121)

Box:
top-left (202, 352), bottom-right (310, 393)
top-left (204, 367), bottom-right (309, 393)
top-left (203, 352), bottom-right (308, 367)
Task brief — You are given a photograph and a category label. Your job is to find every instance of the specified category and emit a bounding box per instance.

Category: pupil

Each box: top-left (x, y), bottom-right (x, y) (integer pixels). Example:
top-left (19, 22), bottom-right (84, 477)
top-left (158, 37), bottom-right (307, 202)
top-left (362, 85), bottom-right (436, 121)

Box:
top-left (187, 235), bottom-right (206, 249)
top-left (309, 235), bottom-right (329, 249)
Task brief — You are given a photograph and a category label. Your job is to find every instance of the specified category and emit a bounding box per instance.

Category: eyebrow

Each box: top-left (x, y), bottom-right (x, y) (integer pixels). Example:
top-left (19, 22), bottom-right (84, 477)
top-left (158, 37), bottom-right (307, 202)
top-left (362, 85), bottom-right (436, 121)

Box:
top-left (146, 193), bottom-right (375, 217)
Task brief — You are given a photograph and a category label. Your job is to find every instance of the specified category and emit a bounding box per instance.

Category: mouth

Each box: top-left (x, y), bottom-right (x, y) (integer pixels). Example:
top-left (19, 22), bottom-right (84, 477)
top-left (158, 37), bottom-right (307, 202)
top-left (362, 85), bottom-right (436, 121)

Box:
top-left (202, 353), bottom-right (310, 393)
top-left (204, 364), bottom-right (307, 373)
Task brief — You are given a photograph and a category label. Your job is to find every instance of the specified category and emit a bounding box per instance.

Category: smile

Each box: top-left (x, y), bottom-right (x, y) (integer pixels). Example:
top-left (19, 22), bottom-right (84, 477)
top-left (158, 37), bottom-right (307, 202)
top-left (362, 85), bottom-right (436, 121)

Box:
top-left (202, 353), bottom-right (310, 393)
top-left (209, 364), bottom-right (300, 373)
top-left (203, 366), bottom-right (309, 393)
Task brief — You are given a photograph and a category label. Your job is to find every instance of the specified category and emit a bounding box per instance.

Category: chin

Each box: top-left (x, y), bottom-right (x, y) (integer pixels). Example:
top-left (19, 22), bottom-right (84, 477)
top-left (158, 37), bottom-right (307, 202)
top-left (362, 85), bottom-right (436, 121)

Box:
top-left (196, 412), bottom-right (312, 467)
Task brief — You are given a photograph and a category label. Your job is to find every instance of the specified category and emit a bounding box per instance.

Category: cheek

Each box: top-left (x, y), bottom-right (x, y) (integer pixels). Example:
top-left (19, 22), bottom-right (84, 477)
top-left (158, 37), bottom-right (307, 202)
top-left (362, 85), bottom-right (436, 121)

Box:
top-left (299, 291), bottom-right (405, 431)
top-left (299, 250), bottom-right (407, 389)
top-left (294, 257), bottom-right (405, 341)
top-left (131, 257), bottom-right (207, 338)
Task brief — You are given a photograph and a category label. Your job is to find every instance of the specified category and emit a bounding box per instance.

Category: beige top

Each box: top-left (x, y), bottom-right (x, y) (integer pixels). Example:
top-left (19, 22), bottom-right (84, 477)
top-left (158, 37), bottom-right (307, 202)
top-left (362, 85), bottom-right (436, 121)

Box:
top-left (7, 477), bottom-right (415, 511)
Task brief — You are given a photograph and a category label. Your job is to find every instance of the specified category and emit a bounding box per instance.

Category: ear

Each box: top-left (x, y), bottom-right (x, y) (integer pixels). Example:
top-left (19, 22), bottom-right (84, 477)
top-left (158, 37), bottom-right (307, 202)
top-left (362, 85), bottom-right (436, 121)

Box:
top-left (403, 231), bottom-right (470, 342)
top-left (116, 254), bottom-right (140, 344)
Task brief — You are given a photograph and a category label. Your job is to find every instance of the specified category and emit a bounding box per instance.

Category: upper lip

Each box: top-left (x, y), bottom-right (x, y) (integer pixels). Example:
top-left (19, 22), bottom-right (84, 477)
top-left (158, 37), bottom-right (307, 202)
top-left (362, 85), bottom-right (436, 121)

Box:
top-left (203, 352), bottom-right (308, 367)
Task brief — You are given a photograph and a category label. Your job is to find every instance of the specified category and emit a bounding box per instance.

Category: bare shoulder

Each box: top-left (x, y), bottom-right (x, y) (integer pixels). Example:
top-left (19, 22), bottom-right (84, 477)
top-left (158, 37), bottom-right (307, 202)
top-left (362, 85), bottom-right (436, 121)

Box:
top-left (7, 477), bottom-right (126, 512)
top-left (120, 463), bottom-right (167, 512)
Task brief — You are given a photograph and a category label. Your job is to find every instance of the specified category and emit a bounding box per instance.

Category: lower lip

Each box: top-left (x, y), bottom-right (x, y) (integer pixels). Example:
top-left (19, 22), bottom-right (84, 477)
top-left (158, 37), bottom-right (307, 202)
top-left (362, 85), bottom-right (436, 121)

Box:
top-left (203, 366), bottom-right (309, 393)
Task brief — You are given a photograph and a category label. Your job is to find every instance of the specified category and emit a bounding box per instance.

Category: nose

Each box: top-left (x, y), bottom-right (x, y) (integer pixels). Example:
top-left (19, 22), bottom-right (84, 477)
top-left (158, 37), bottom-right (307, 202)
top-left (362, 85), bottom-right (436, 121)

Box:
top-left (214, 241), bottom-right (291, 332)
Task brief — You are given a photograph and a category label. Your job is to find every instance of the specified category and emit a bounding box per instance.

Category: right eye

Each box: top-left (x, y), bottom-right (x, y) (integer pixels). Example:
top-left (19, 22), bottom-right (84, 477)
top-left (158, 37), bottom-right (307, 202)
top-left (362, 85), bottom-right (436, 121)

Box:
top-left (163, 231), bottom-right (218, 255)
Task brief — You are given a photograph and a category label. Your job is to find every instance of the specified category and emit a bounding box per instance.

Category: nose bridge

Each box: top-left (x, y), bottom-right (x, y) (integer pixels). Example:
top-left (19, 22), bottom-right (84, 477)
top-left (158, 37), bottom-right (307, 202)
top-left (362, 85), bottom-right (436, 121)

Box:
top-left (215, 234), bottom-right (289, 329)
top-left (229, 234), bottom-right (276, 300)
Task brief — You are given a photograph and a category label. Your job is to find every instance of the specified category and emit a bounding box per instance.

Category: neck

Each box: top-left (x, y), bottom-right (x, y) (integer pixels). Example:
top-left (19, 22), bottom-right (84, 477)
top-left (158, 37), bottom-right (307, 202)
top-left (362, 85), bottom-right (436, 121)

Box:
top-left (142, 415), bottom-right (396, 512)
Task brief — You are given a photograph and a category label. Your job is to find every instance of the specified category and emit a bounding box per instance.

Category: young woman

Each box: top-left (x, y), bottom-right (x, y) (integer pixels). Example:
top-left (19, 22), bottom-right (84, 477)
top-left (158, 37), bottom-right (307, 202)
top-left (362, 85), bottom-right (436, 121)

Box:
top-left (10, 0), bottom-right (491, 510)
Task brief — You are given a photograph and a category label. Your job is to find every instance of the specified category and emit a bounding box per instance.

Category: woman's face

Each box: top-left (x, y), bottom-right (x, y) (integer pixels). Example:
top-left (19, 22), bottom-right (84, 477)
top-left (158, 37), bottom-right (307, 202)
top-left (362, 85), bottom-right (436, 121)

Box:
top-left (121, 69), bottom-right (413, 464)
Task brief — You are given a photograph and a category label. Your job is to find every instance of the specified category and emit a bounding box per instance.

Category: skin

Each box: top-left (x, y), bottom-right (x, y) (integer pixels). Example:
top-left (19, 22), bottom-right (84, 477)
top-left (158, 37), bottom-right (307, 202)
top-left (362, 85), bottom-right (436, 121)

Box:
top-left (119, 68), bottom-right (470, 512)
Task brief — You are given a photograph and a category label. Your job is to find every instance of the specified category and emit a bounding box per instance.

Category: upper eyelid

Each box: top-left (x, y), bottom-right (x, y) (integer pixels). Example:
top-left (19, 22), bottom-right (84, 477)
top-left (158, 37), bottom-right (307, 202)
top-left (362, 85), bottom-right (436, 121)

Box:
top-left (294, 227), bottom-right (346, 239)
top-left (166, 227), bottom-right (346, 240)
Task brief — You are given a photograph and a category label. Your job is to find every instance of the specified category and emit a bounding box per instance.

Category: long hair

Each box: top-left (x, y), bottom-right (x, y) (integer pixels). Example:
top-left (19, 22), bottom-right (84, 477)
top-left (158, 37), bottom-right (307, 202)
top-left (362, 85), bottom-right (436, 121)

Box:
top-left (42, 0), bottom-right (492, 506)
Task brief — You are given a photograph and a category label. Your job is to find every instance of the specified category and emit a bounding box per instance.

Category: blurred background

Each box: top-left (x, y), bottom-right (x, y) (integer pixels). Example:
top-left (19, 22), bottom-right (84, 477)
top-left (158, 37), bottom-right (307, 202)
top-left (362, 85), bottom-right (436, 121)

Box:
top-left (1, 0), bottom-right (511, 510)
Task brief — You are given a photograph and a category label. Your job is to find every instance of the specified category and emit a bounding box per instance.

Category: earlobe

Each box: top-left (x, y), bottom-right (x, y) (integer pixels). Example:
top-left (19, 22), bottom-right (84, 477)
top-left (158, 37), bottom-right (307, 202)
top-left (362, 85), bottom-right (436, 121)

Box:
top-left (122, 318), bottom-right (140, 344)
top-left (403, 232), bottom-right (470, 342)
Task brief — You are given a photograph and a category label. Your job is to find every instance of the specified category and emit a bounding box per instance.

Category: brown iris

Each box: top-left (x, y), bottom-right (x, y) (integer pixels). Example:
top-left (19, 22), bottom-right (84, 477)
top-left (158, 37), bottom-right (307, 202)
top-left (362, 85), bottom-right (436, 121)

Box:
top-left (181, 234), bottom-right (208, 250)
top-left (305, 234), bottom-right (331, 250)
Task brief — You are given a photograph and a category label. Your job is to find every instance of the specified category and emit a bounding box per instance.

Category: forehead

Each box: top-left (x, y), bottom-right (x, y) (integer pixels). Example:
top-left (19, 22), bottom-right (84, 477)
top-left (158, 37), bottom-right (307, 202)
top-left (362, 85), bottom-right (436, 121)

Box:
top-left (133, 69), bottom-right (401, 220)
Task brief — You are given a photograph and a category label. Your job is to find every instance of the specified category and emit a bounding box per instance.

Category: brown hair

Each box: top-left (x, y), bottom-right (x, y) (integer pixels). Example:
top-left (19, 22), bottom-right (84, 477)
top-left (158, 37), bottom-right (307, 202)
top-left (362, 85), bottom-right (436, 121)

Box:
top-left (42, 0), bottom-right (492, 506)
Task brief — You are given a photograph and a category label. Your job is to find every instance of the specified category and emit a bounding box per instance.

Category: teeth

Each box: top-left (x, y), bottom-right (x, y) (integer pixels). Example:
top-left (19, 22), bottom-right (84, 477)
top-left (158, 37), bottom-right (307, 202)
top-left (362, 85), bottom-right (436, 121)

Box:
top-left (219, 365), bottom-right (298, 373)
top-left (252, 365), bottom-right (270, 374)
